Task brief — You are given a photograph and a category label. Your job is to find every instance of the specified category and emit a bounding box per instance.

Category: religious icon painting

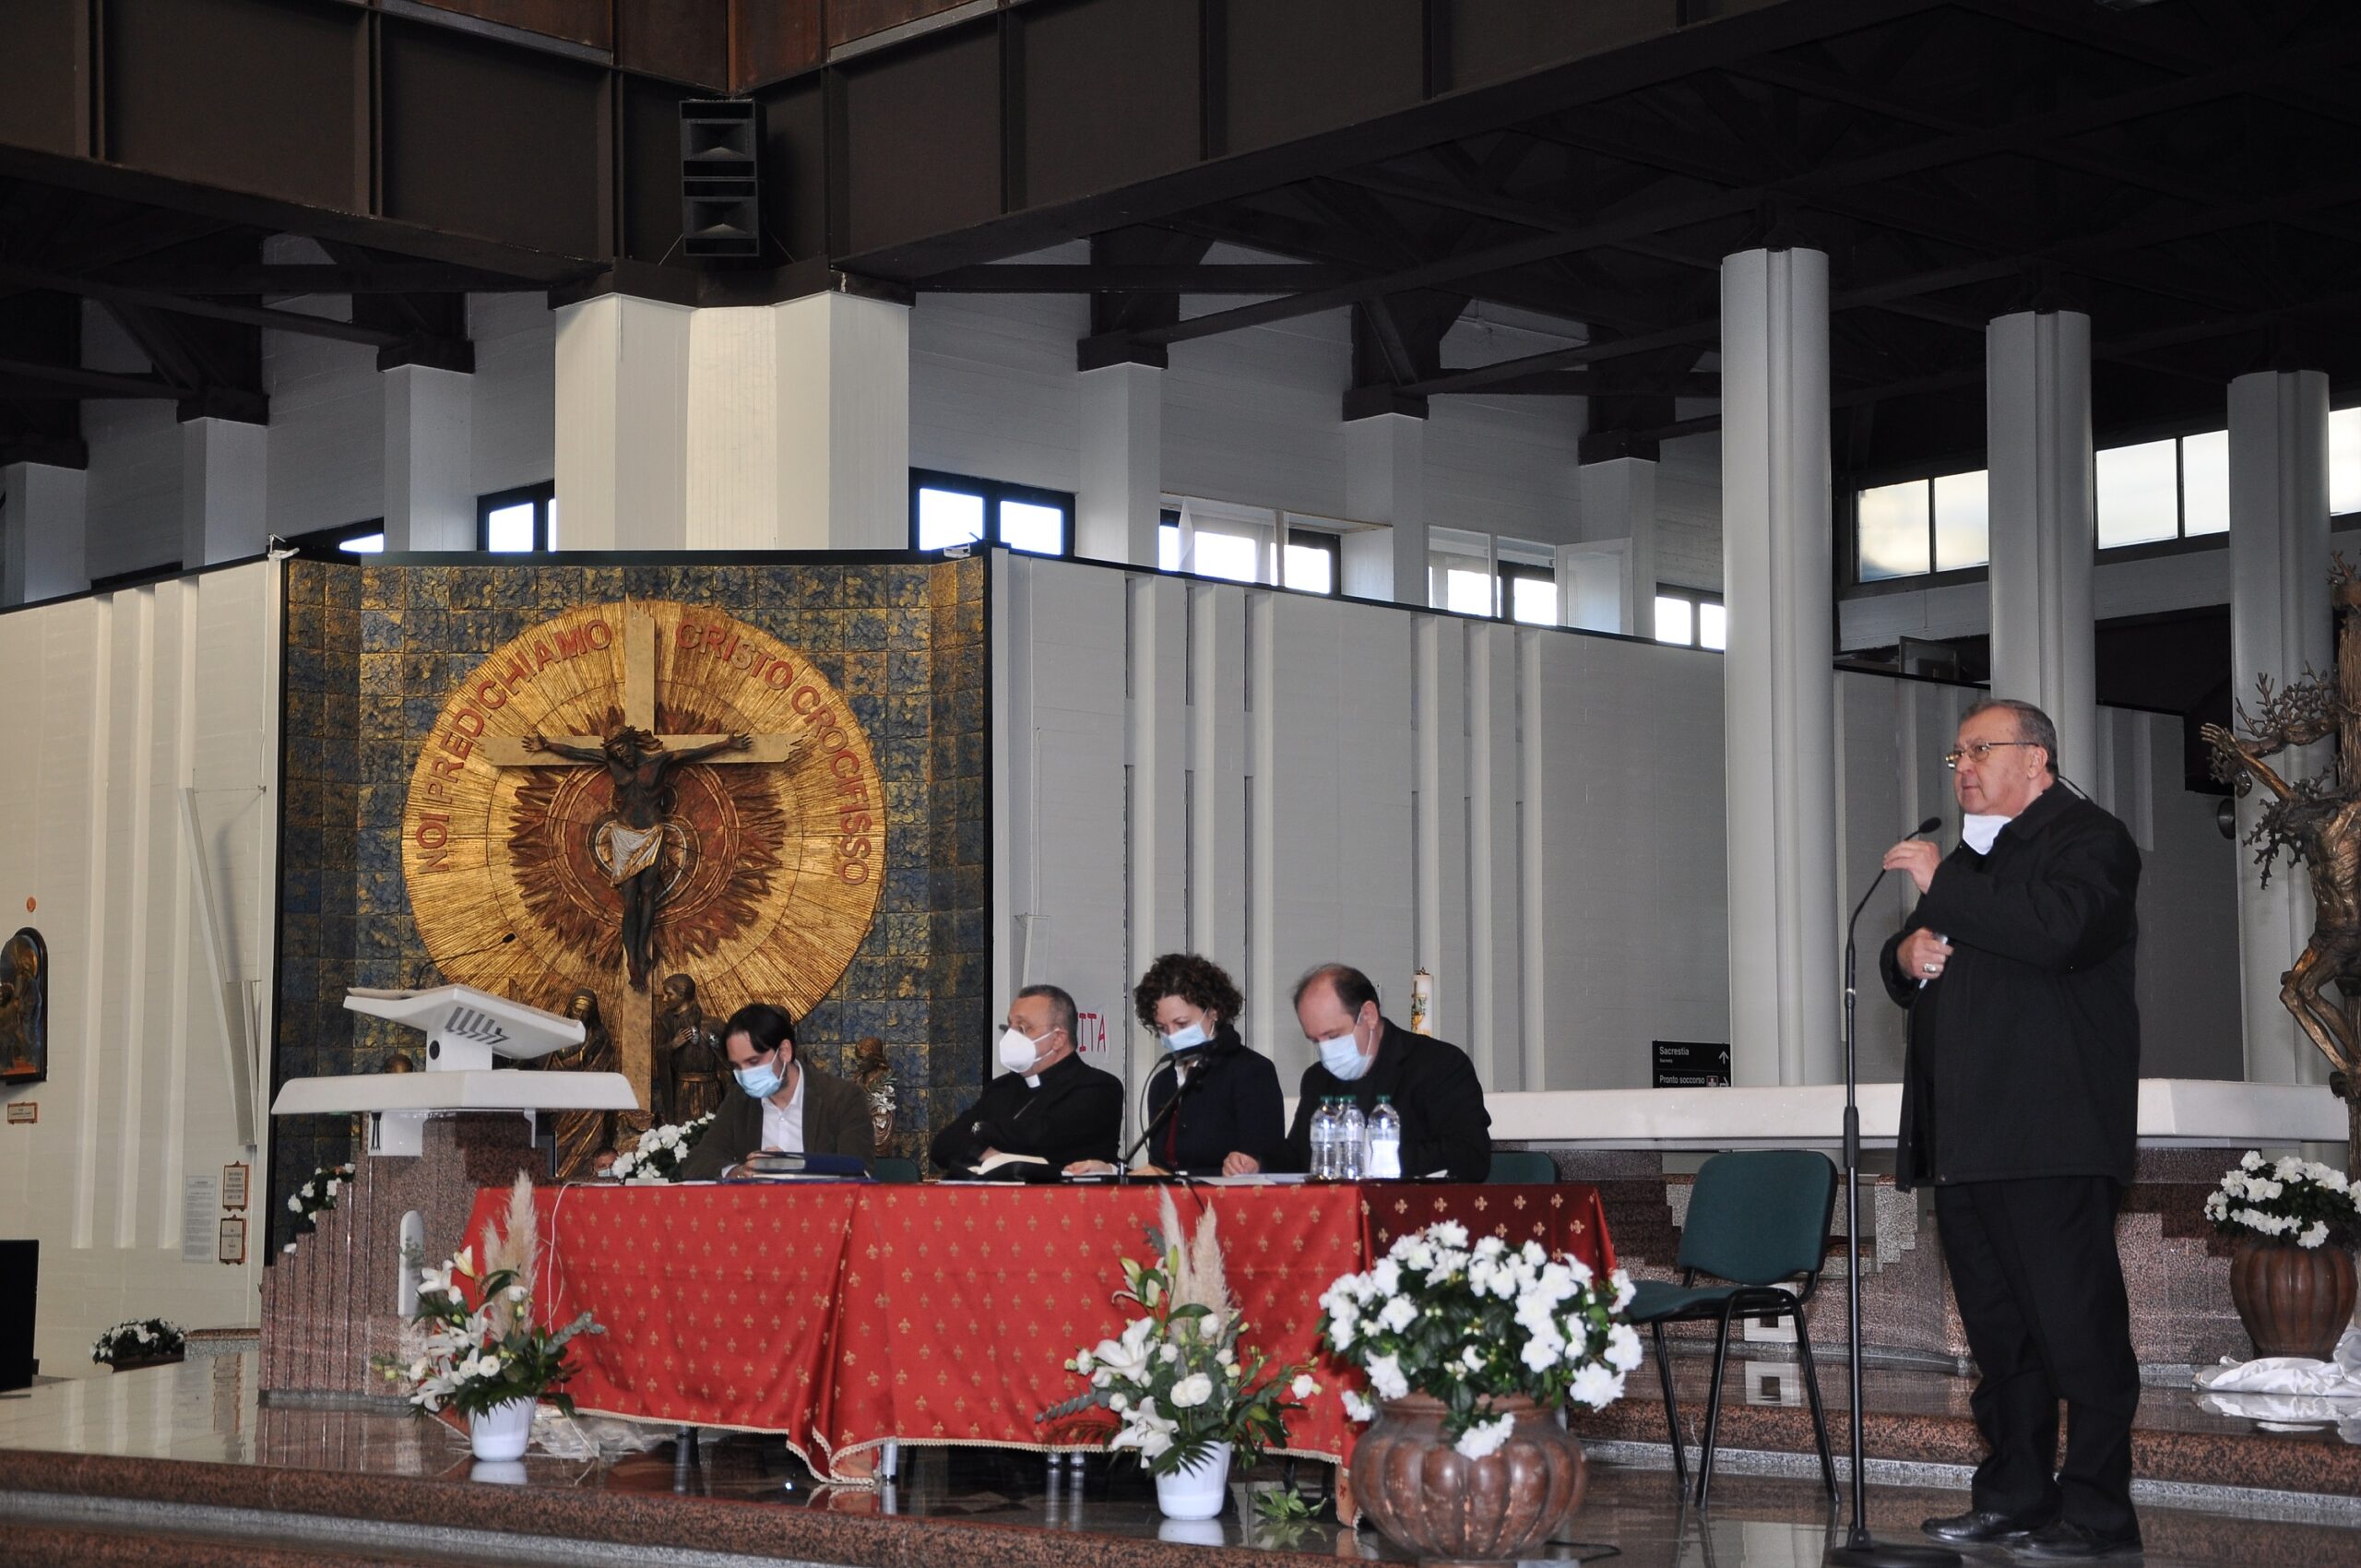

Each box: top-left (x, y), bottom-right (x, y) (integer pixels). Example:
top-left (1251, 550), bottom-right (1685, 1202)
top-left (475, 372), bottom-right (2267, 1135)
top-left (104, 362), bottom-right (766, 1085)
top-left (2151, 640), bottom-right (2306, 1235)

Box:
top-left (0, 927), bottom-right (46, 1086)
top-left (401, 601), bottom-right (885, 1071)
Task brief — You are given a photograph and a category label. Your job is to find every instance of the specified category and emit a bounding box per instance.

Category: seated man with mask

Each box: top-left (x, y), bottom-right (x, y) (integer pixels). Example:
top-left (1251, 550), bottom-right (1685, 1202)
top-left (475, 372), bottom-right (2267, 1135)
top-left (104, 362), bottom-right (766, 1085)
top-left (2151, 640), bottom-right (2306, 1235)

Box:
top-left (676, 1003), bottom-right (876, 1180)
top-left (1230, 963), bottom-right (1491, 1182)
top-left (930, 984), bottom-right (1122, 1176)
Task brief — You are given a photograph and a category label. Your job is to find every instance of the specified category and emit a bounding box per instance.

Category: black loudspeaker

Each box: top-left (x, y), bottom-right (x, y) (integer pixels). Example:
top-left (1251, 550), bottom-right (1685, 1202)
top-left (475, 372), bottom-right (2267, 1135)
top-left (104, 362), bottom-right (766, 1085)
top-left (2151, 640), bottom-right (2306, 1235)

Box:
top-left (680, 99), bottom-right (761, 259)
top-left (0, 1239), bottom-right (34, 1391)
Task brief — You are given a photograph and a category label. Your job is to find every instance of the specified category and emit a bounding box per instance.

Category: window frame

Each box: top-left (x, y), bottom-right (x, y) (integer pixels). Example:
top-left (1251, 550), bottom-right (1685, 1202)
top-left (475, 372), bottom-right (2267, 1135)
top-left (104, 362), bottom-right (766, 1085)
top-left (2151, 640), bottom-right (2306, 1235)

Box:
top-left (1280, 526), bottom-right (1342, 597)
top-left (477, 481), bottom-right (557, 553)
top-left (909, 468), bottom-right (1075, 559)
top-left (282, 519), bottom-right (388, 561)
top-left (1499, 560), bottom-right (1560, 626)
top-left (1654, 584), bottom-right (1726, 651)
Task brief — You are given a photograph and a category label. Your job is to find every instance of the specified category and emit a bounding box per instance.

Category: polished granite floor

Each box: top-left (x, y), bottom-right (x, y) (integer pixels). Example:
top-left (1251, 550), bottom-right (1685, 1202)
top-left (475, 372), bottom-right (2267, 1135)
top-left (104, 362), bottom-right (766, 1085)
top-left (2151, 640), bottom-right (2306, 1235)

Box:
top-left (0, 1357), bottom-right (2355, 1567)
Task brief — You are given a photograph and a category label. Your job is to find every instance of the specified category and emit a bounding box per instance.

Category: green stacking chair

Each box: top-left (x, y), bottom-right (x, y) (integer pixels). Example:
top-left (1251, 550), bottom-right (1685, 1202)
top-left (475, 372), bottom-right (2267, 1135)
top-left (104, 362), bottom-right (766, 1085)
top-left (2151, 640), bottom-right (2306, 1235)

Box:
top-left (871, 1156), bottom-right (922, 1184)
top-left (1624, 1149), bottom-right (1838, 1508)
top-left (1486, 1148), bottom-right (1558, 1184)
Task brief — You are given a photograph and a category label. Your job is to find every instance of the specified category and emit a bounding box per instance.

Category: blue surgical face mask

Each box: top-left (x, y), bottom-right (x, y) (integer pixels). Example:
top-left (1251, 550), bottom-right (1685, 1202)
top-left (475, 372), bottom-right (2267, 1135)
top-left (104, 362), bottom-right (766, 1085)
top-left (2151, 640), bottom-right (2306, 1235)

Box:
top-left (1318, 1024), bottom-right (1370, 1081)
top-left (1161, 1018), bottom-right (1212, 1054)
top-left (735, 1055), bottom-right (785, 1099)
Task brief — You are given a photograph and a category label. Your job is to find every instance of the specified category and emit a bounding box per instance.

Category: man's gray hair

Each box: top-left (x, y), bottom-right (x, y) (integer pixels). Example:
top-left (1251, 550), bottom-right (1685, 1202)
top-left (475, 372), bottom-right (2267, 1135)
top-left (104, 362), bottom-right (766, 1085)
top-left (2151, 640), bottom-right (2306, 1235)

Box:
top-left (1015, 982), bottom-right (1078, 1041)
top-left (1963, 696), bottom-right (2058, 777)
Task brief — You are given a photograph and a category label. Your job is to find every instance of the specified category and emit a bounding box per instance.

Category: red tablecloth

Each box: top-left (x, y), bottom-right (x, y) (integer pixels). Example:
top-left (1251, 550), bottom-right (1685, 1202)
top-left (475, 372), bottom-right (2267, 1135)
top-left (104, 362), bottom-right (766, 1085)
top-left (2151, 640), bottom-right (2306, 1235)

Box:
top-left (465, 1181), bottom-right (1613, 1481)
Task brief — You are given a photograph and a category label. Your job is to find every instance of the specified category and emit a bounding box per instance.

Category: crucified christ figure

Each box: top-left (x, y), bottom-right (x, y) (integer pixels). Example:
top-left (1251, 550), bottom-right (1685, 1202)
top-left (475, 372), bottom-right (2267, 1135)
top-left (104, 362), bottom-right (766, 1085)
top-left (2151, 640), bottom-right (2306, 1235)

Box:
top-left (526, 726), bottom-right (750, 988)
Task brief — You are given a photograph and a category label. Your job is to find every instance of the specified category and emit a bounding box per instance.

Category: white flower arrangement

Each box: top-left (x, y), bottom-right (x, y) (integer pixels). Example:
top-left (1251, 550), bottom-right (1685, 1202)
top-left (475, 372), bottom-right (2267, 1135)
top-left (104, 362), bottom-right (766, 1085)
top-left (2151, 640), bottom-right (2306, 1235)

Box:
top-left (607, 1111), bottom-right (718, 1182)
top-left (1041, 1192), bottom-right (1320, 1477)
top-left (2203, 1150), bottom-right (2355, 1250)
top-left (91, 1318), bottom-right (184, 1366)
top-left (280, 1162), bottom-right (357, 1253)
top-left (1318, 1221), bottom-right (1635, 1457)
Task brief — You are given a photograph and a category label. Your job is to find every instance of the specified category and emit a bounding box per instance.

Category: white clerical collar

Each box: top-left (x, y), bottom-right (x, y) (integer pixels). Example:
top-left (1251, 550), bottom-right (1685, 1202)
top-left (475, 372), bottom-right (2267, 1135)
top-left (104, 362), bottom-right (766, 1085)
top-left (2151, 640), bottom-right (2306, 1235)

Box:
top-left (1963, 814), bottom-right (2010, 855)
top-left (1024, 1074), bottom-right (1040, 1089)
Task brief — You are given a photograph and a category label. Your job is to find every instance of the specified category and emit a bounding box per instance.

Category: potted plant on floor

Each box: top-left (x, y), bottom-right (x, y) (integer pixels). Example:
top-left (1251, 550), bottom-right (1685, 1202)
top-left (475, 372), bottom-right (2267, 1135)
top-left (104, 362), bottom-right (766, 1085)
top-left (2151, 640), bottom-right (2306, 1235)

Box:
top-left (375, 1176), bottom-right (602, 1461)
top-left (91, 1318), bottom-right (184, 1372)
top-left (1319, 1221), bottom-right (1639, 1565)
top-left (2208, 1149), bottom-right (2357, 1362)
top-left (1042, 1192), bottom-right (1320, 1521)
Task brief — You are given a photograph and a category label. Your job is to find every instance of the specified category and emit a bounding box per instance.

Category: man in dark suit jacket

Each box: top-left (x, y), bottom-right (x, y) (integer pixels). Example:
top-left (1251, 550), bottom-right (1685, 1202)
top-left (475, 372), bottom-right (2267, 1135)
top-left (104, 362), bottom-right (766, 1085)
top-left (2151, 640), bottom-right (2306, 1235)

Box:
top-left (1879, 698), bottom-right (2143, 1562)
top-left (1236, 964), bottom-right (1491, 1183)
top-left (677, 1003), bottom-right (876, 1180)
top-left (930, 984), bottom-right (1121, 1174)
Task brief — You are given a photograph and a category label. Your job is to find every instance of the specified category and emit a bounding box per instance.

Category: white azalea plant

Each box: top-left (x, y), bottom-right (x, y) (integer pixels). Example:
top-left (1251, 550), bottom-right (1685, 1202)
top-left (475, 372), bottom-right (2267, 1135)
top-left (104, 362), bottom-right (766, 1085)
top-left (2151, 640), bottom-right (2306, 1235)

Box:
top-left (2206, 1150), bottom-right (2356, 1250)
top-left (91, 1318), bottom-right (184, 1366)
top-left (608, 1111), bottom-right (717, 1182)
top-left (1319, 1221), bottom-right (1640, 1460)
top-left (1042, 1192), bottom-right (1320, 1477)
top-left (374, 1177), bottom-right (602, 1420)
top-left (281, 1162), bottom-right (355, 1253)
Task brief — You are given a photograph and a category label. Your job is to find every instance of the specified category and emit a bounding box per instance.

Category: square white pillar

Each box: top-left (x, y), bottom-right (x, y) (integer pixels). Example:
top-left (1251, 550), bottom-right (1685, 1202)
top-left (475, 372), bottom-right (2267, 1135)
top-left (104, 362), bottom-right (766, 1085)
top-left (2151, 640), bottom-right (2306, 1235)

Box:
top-left (552, 293), bottom-right (692, 551)
top-left (2228, 367), bottom-right (2333, 1087)
top-left (1986, 309), bottom-right (2097, 794)
top-left (1568, 455), bottom-right (1658, 636)
top-left (1721, 245), bottom-right (1838, 1087)
top-left (181, 416), bottom-right (267, 568)
top-left (1076, 361), bottom-right (1162, 565)
top-left (383, 364), bottom-right (475, 552)
top-left (1, 461), bottom-right (89, 604)
top-left (769, 290), bottom-right (910, 552)
top-left (1343, 412), bottom-right (1426, 603)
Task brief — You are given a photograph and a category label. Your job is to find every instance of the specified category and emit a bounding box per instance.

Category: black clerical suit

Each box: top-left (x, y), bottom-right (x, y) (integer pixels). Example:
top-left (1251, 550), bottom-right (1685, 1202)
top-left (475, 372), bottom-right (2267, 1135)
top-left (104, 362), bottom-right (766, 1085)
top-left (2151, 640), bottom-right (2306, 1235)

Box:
top-left (1142, 1025), bottom-right (1286, 1175)
top-left (1879, 783), bottom-right (2142, 1541)
top-left (1275, 1019), bottom-right (1491, 1182)
top-left (930, 1050), bottom-right (1122, 1174)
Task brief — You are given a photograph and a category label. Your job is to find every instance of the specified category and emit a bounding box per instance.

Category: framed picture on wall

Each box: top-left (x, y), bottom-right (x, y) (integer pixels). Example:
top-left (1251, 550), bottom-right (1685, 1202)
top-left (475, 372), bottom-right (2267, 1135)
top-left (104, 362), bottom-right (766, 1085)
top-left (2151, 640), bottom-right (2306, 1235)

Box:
top-left (218, 1218), bottom-right (246, 1266)
top-left (0, 928), bottom-right (46, 1087)
top-left (221, 1163), bottom-right (250, 1210)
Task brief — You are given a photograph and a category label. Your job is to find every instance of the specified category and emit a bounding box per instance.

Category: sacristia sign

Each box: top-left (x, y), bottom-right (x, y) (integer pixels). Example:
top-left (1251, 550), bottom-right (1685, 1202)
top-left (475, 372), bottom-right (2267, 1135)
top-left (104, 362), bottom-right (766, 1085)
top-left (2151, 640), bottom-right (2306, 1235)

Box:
top-left (401, 600), bottom-right (884, 1056)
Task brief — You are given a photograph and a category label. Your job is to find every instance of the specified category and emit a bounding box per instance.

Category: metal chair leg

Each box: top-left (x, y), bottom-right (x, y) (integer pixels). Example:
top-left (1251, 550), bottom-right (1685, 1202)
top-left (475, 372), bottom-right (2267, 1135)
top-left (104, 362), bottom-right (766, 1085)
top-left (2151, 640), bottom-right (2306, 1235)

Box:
top-left (1650, 1321), bottom-right (1688, 1497)
top-left (1695, 1302), bottom-right (1740, 1508)
top-left (1790, 1302), bottom-right (1838, 1503)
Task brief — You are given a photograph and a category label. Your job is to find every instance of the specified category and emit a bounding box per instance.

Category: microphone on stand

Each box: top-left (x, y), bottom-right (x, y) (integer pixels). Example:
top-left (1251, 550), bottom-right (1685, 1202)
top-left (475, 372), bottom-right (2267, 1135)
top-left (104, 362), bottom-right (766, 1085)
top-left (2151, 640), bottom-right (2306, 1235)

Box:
top-left (1829, 815), bottom-right (1958, 1568)
top-left (1115, 1049), bottom-right (1209, 1180)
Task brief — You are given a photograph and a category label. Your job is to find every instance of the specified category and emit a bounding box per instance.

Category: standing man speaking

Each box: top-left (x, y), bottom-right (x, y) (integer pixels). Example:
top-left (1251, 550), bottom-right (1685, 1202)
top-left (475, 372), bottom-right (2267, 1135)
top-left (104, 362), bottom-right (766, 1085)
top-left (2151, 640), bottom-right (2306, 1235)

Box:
top-left (1879, 697), bottom-right (2144, 1562)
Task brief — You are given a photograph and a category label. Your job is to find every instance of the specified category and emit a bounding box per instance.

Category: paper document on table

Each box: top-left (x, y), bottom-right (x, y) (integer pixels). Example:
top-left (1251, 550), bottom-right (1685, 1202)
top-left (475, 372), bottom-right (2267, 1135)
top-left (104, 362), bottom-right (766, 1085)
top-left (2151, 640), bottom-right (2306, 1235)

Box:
top-left (1193, 1172), bottom-right (1311, 1185)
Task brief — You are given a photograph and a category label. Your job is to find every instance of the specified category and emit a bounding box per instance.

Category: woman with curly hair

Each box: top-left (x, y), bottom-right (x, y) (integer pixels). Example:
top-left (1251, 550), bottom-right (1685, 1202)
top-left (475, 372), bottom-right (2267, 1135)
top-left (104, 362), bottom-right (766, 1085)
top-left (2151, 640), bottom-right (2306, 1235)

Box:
top-left (1062, 952), bottom-right (1285, 1177)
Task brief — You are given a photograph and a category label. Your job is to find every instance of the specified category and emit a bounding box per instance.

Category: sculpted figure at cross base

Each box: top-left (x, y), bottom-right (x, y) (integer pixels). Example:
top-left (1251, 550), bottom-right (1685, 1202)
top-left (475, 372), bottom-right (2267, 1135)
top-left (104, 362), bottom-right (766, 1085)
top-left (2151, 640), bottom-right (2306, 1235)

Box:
top-left (525, 726), bottom-right (750, 989)
top-left (658, 972), bottom-right (725, 1126)
top-left (2203, 562), bottom-right (2361, 1174)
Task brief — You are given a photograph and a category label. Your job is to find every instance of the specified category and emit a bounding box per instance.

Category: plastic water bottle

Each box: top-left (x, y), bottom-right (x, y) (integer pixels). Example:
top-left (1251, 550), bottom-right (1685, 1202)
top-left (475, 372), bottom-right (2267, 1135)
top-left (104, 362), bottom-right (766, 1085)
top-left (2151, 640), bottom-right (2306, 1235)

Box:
top-left (1337, 1100), bottom-right (1366, 1182)
top-left (1365, 1097), bottom-right (1403, 1180)
top-left (1310, 1099), bottom-right (1336, 1179)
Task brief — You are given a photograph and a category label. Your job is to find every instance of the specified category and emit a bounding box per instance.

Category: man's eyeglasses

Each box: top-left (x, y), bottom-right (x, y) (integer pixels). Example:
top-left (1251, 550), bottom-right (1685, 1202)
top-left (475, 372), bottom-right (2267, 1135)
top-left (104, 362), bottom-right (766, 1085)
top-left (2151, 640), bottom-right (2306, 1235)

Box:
top-left (1943, 740), bottom-right (2037, 771)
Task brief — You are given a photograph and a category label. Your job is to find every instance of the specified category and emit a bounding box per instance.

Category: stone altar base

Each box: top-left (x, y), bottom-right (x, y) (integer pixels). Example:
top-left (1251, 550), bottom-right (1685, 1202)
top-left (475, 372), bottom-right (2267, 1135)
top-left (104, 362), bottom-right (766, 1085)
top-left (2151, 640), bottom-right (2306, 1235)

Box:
top-left (258, 1112), bottom-right (542, 1398)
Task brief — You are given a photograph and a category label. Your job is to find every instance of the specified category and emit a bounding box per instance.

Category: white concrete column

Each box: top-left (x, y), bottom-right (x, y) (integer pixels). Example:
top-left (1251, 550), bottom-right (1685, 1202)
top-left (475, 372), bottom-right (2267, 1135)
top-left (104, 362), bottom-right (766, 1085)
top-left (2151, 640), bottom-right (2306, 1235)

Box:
top-left (1, 461), bottom-right (89, 604)
top-left (1343, 412), bottom-right (1427, 604)
top-left (1077, 362), bottom-right (1162, 564)
top-left (382, 364), bottom-right (474, 552)
top-left (180, 417), bottom-right (267, 568)
top-left (1563, 455), bottom-right (1657, 636)
top-left (552, 293), bottom-right (692, 550)
top-left (1720, 245), bottom-right (1838, 1087)
top-left (768, 290), bottom-right (909, 552)
top-left (1986, 310), bottom-right (2097, 793)
top-left (2228, 368), bottom-right (2333, 1087)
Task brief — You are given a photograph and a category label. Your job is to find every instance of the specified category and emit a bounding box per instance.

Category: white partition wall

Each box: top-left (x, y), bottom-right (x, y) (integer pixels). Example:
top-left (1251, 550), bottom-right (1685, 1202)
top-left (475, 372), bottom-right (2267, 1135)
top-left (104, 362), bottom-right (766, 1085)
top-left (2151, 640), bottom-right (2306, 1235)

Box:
top-left (0, 564), bottom-right (280, 1372)
top-left (992, 550), bottom-right (2245, 1122)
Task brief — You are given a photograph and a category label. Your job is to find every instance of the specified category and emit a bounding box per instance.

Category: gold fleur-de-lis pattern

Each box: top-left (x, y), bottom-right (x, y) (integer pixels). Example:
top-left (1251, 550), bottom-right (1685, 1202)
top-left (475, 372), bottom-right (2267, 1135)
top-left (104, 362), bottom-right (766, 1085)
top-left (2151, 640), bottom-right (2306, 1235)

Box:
top-left (463, 1180), bottom-right (1613, 1482)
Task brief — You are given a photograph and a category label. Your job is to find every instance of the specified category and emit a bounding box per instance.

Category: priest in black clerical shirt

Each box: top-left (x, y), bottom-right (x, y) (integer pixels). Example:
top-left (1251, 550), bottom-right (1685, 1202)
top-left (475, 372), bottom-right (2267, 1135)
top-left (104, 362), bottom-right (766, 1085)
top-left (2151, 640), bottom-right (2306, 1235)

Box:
top-left (1237, 962), bottom-right (1492, 1183)
top-left (929, 983), bottom-right (1122, 1175)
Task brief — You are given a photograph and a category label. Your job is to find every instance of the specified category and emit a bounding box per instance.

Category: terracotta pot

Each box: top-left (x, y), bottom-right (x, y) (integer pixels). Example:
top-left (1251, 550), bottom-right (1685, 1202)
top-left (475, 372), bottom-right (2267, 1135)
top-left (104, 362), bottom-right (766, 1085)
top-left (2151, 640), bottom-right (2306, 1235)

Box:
top-left (2227, 1237), bottom-right (2357, 1362)
top-left (1349, 1393), bottom-right (1586, 1565)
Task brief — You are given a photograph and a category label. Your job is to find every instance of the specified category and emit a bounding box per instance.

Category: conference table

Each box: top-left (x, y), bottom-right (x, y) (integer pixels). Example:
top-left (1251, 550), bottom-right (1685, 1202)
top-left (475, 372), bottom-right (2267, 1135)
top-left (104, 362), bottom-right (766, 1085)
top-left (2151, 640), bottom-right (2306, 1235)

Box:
top-left (465, 1178), bottom-right (1614, 1483)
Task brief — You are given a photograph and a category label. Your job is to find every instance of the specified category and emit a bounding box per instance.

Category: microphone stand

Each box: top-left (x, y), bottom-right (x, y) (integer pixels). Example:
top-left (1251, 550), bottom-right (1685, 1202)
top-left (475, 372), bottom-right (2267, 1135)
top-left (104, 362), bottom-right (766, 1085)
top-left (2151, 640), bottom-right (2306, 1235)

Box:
top-left (1114, 1052), bottom-right (1204, 1182)
top-left (1829, 826), bottom-right (1957, 1568)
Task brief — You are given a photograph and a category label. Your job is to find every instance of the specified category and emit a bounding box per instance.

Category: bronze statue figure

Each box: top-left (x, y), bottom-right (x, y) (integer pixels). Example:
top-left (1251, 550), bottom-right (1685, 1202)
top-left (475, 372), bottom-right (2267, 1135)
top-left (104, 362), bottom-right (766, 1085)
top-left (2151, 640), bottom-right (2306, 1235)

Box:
top-left (0, 927), bottom-right (45, 1086)
top-left (540, 988), bottom-right (620, 1181)
top-left (850, 1036), bottom-right (896, 1154)
top-left (2203, 559), bottom-right (2361, 1173)
top-left (658, 972), bottom-right (724, 1125)
top-left (524, 726), bottom-right (751, 989)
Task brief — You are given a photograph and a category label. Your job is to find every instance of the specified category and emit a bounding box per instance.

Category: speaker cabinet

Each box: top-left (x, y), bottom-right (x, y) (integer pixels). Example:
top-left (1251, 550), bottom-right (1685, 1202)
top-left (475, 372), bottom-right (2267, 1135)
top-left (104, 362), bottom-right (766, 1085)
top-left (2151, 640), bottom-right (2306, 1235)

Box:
top-left (680, 99), bottom-right (761, 259)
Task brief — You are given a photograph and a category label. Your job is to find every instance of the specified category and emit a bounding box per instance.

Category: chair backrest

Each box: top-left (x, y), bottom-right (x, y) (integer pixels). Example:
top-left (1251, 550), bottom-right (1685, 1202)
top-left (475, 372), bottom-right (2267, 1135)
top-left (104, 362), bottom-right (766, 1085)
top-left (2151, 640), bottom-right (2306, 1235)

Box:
top-left (1486, 1148), bottom-right (1558, 1185)
top-left (872, 1156), bottom-right (922, 1184)
top-left (1676, 1150), bottom-right (1837, 1288)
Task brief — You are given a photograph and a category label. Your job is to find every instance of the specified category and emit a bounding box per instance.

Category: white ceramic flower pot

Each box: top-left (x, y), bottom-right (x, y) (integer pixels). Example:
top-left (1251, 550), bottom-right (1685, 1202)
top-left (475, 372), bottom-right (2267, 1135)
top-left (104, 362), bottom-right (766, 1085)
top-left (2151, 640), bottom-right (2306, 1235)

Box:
top-left (468, 1396), bottom-right (536, 1462)
top-left (1154, 1440), bottom-right (1231, 1520)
